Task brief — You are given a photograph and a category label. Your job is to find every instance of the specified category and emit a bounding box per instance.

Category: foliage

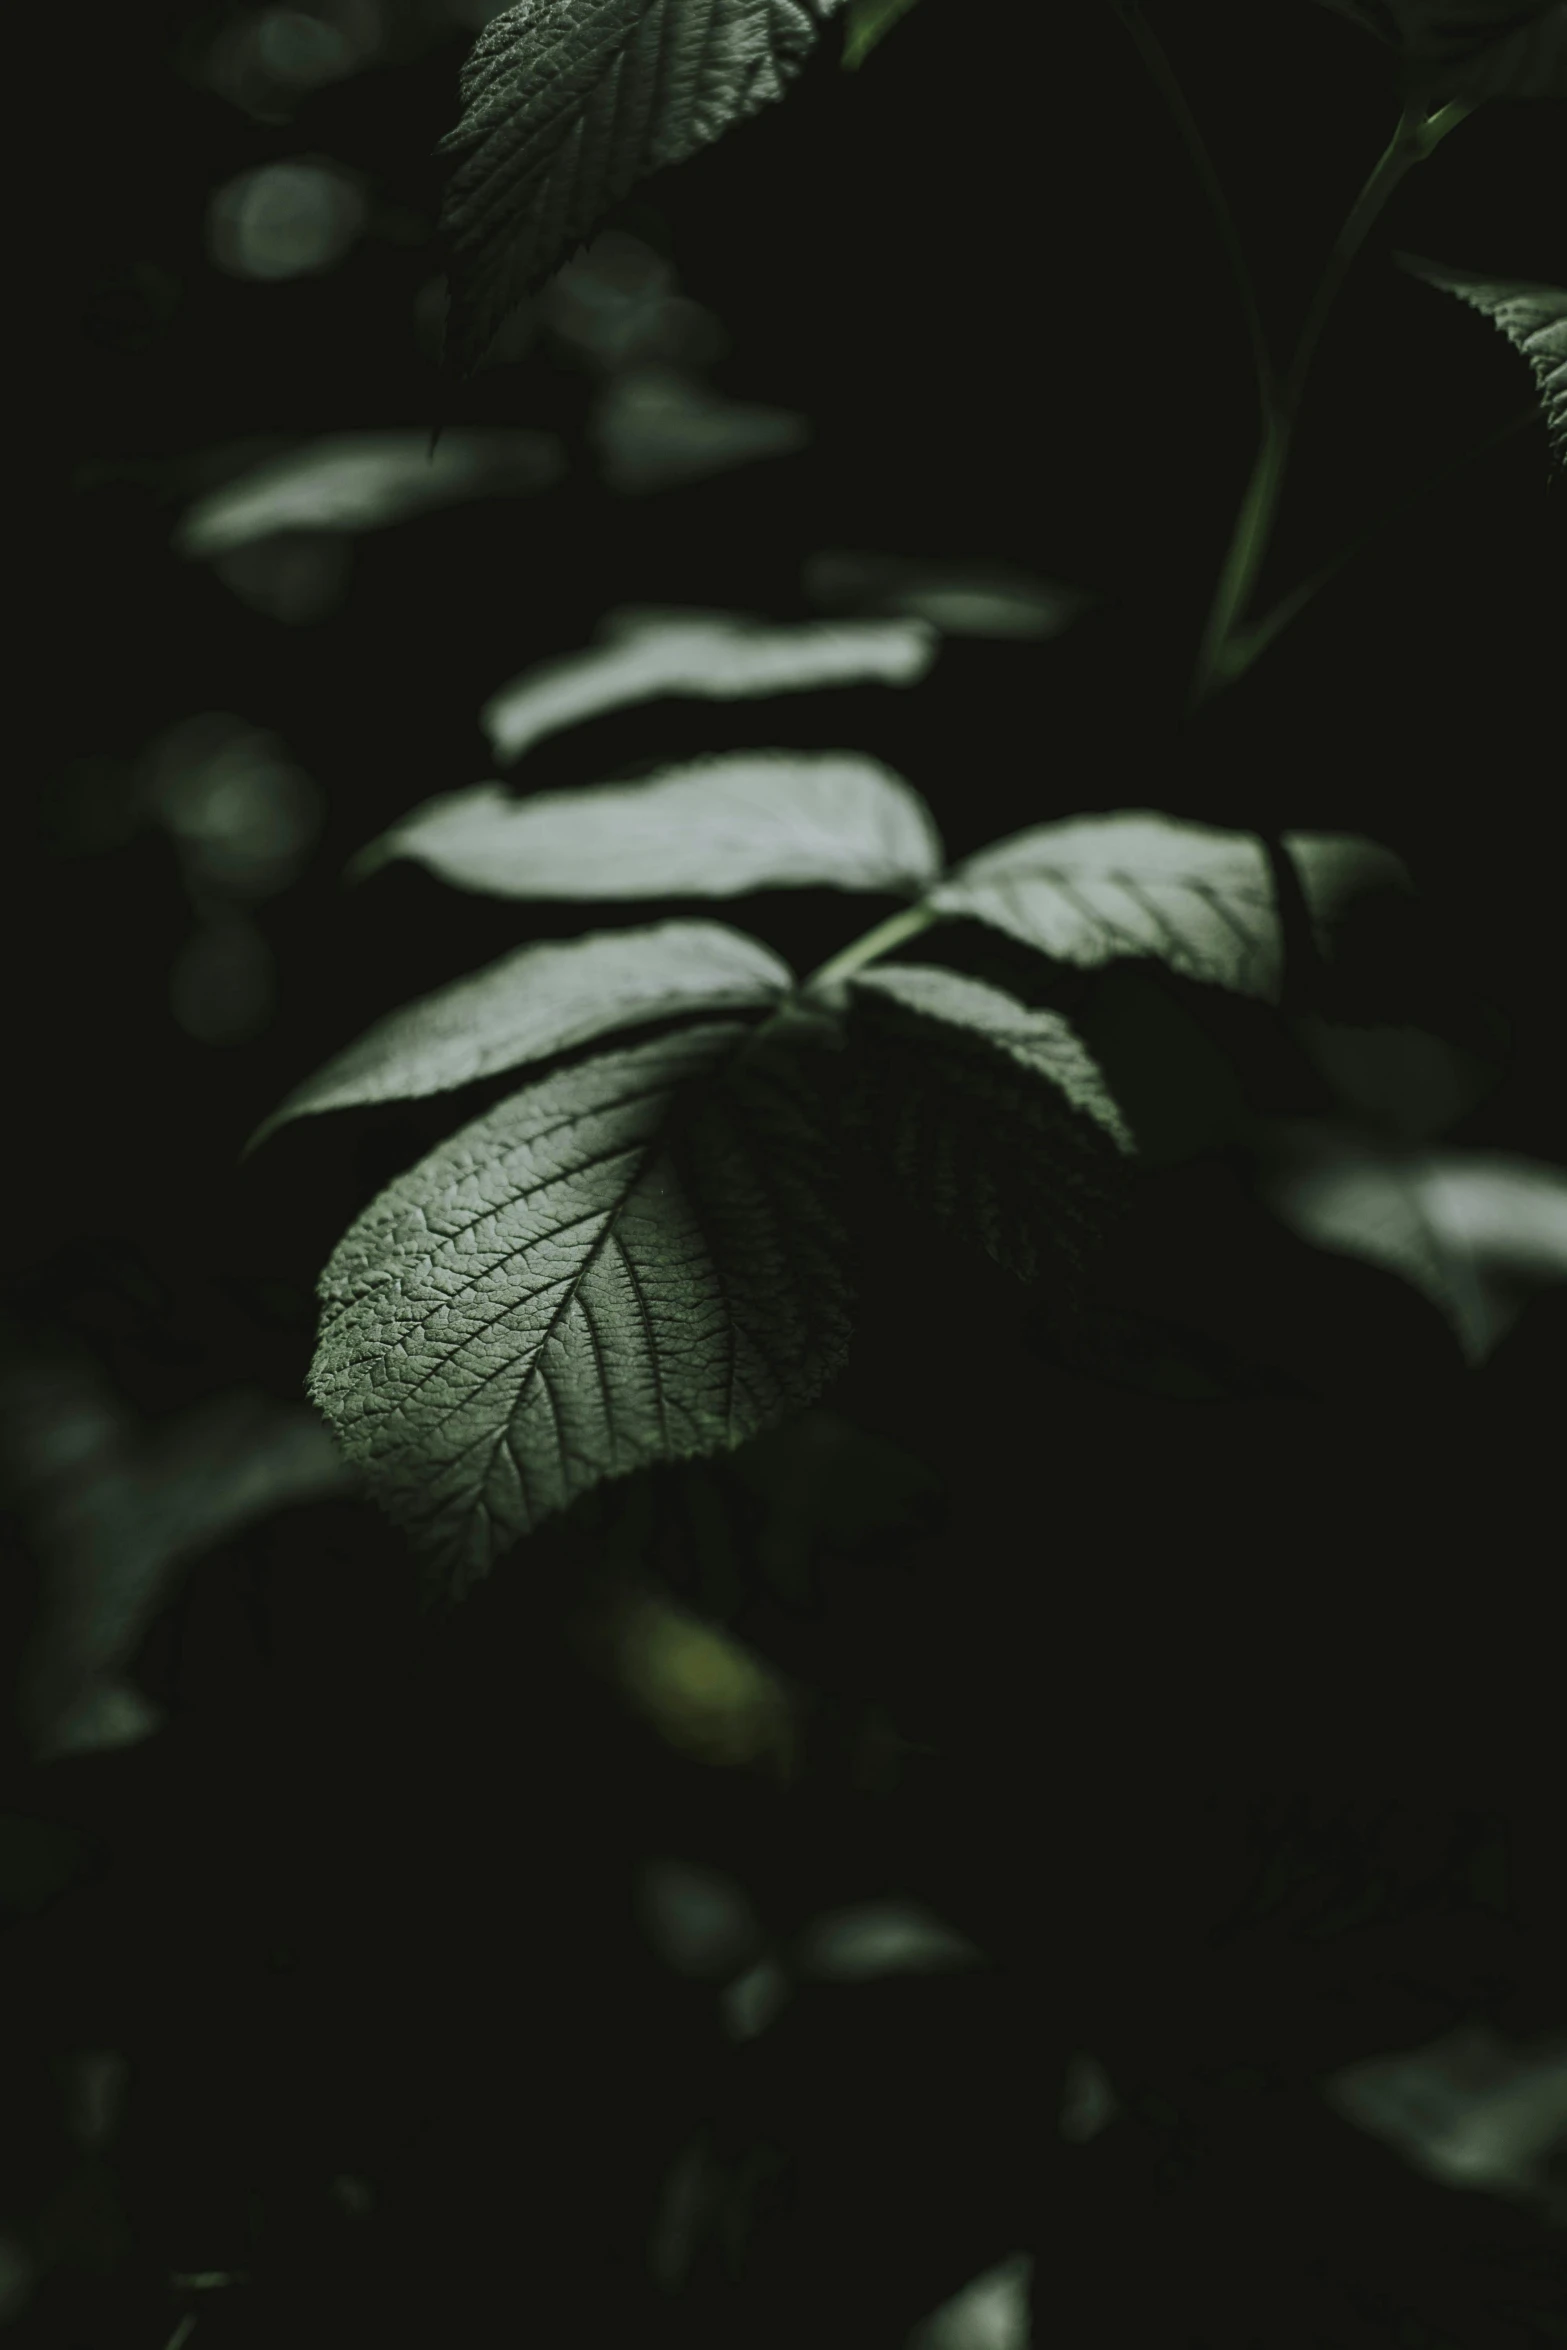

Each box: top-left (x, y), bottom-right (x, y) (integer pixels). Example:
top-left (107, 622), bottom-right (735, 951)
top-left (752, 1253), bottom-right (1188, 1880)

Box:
top-left (11, 0), bottom-right (1567, 2343)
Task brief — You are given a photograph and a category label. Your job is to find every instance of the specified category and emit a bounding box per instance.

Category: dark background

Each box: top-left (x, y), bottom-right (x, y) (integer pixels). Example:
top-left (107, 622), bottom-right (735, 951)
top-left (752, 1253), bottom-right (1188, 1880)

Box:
top-left (6, 1), bottom-right (1565, 2344)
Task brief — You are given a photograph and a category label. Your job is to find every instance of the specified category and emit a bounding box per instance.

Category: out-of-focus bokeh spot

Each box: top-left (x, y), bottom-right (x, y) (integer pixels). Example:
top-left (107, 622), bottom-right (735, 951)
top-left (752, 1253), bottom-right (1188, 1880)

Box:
top-left (141, 714), bottom-right (323, 897)
top-left (592, 365), bottom-right (810, 496)
top-left (791, 1901), bottom-right (986, 1983)
top-left (804, 549), bottom-right (1098, 639)
top-left (611, 1589), bottom-right (799, 1776)
top-left (194, 0), bottom-right (382, 120)
top-left (176, 429), bottom-right (567, 555)
top-left (0, 2238), bottom-right (36, 2326)
top-left (169, 915), bottom-right (275, 1043)
top-left (1325, 2022), bottom-right (1567, 2219)
top-left (207, 157), bottom-right (367, 280)
top-left (638, 1858), bottom-right (766, 1982)
top-left (903, 2252), bottom-right (1032, 2350)
top-left (1059, 2050), bottom-right (1120, 2143)
top-left (541, 231), bottom-right (730, 374)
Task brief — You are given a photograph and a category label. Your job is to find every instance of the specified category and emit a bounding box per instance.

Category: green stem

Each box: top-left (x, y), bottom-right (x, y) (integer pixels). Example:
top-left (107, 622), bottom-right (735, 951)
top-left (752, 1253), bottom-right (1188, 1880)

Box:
top-left (802, 900), bottom-right (946, 996)
top-left (1111, 2), bottom-right (1276, 424)
top-left (1187, 93), bottom-right (1475, 715)
top-left (1220, 399), bottom-right (1540, 690)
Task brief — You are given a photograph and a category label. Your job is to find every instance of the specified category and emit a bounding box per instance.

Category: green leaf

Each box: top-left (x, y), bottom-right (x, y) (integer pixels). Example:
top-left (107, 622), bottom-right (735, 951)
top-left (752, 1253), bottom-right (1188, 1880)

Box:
top-left (841, 0), bottom-right (922, 69)
top-left (1395, 254), bottom-right (1567, 475)
top-left (247, 918), bottom-right (793, 1153)
top-left (1252, 1119), bottom-right (1567, 1365)
top-left (1312, 1), bottom-right (1567, 103)
top-left (480, 607), bottom-right (937, 765)
top-left (840, 962), bottom-right (1137, 1287)
top-left (352, 750), bottom-right (945, 901)
top-left (436, 0), bottom-right (851, 377)
top-left (309, 1017), bottom-right (852, 1596)
top-left (0, 1364), bottom-right (354, 1761)
top-left (926, 813), bottom-right (1411, 1004)
top-left (173, 430), bottom-right (566, 555)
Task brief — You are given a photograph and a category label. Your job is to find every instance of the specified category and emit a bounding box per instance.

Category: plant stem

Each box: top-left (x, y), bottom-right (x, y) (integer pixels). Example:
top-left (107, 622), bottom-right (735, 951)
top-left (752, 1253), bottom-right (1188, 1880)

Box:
top-left (1111, 2), bottom-right (1276, 424)
top-left (802, 900), bottom-right (946, 996)
top-left (1187, 93), bottom-right (1475, 715)
top-left (1220, 399), bottom-right (1539, 690)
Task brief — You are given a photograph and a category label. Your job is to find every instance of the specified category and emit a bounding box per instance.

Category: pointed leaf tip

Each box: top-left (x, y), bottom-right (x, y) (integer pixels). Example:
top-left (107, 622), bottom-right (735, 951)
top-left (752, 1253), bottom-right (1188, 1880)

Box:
top-left (437, 0), bottom-right (850, 377)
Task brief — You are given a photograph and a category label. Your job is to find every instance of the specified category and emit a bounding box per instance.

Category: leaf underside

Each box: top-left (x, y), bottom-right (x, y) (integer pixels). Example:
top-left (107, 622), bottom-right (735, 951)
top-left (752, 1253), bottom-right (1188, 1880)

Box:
top-left (437, 0), bottom-right (849, 376)
top-left (310, 1016), bottom-right (851, 1596)
top-left (842, 963), bottom-right (1138, 1294)
top-left (1313, 0), bottom-right (1567, 101)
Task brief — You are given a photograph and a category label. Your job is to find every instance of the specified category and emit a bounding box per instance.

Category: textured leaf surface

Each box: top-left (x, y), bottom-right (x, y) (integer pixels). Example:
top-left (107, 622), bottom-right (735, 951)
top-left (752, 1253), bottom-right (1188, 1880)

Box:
top-left (174, 430), bottom-right (566, 553)
top-left (1312, 0), bottom-right (1567, 100)
top-left (841, 962), bottom-right (1136, 1287)
top-left (927, 814), bottom-right (1410, 1003)
top-left (1253, 1119), bottom-right (1567, 1364)
top-left (437, 0), bottom-right (849, 375)
top-left (480, 607), bottom-right (936, 764)
top-left (1396, 254), bottom-right (1567, 473)
top-left (355, 750), bottom-right (944, 900)
top-left (310, 1017), bottom-right (851, 1594)
top-left (249, 919), bottom-right (792, 1150)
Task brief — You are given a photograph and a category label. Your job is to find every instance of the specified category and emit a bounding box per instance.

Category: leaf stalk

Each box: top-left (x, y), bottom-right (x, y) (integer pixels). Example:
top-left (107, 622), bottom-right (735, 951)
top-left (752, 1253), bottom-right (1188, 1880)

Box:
top-left (1187, 94), bottom-right (1475, 714)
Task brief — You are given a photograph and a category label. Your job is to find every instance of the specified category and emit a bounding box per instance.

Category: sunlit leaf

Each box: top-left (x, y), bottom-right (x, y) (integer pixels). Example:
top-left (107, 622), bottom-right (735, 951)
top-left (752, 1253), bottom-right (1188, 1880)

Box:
top-left (437, 0), bottom-right (850, 375)
top-left (1396, 254), bottom-right (1567, 475)
top-left (927, 815), bottom-right (1411, 1004)
top-left (479, 607), bottom-right (937, 765)
top-left (353, 750), bottom-right (944, 900)
top-left (248, 918), bottom-right (792, 1150)
top-left (1252, 1119), bottom-right (1567, 1364)
top-left (175, 429), bottom-right (566, 554)
top-left (309, 1015), bottom-right (852, 1596)
top-left (840, 962), bottom-right (1137, 1287)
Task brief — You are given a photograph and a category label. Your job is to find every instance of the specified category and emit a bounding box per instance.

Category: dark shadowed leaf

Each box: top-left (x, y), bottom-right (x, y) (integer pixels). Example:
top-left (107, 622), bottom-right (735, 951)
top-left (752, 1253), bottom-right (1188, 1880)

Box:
top-left (1396, 254), bottom-right (1567, 475)
top-left (0, 1362), bottom-right (354, 1760)
top-left (352, 750), bottom-right (944, 899)
top-left (839, 962), bottom-right (1137, 1287)
top-left (309, 1014), bottom-right (851, 1596)
top-left (1251, 1117), bottom-right (1567, 1364)
top-left (1312, 0), bottom-right (1567, 102)
top-left (927, 815), bottom-right (1411, 1003)
top-left (248, 918), bottom-right (792, 1150)
top-left (479, 606), bottom-right (937, 765)
top-left (436, 0), bottom-right (850, 375)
